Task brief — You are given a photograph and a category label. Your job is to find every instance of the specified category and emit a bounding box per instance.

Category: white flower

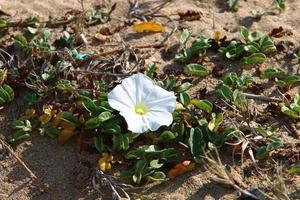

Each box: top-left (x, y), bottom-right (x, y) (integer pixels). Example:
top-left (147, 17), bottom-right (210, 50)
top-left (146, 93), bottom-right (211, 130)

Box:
top-left (108, 73), bottom-right (176, 134)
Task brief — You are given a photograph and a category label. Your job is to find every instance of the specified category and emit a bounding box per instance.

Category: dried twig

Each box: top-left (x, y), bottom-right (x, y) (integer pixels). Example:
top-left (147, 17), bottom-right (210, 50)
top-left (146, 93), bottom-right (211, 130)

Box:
top-left (0, 137), bottom-right (37, 179)
top-left (92, 169), bottom-right (130, 200)
top-left (243, 93), bottom-right (282, 102)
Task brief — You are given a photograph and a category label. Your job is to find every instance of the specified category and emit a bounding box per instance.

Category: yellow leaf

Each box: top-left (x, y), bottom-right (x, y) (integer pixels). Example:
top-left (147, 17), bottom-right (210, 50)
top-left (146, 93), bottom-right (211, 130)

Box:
top-left (214, 31), bottom-right (221, 41)
top-left (19, 108), bottom-right (36, 120)
top-left (52, 111), bottom-right (63, 128)
top-left (39, 114), bottom-right (52, 124)
top-left (58, 129), bottom-right (76, 145)
top-left (39, 105), bottom-right (53, 124)
top-left (60, 121), bottom-right (76, 131)
top-left (133, 21), bottom-right (164, 32)
top-left (175, 102), bottom-right (185, 111)
top-left (98, 153), bottom-right (113, 171)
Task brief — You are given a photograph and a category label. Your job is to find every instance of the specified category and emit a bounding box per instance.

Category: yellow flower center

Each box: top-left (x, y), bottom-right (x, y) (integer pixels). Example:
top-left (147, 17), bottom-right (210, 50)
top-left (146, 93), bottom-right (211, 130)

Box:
top-left (135, 103), bottom-right (148, 115)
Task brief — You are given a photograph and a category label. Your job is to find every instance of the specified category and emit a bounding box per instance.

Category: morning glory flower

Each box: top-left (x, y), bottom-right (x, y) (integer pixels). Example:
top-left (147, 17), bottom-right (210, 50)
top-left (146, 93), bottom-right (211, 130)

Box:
top-left (108, 73), bottom-right (176, 134)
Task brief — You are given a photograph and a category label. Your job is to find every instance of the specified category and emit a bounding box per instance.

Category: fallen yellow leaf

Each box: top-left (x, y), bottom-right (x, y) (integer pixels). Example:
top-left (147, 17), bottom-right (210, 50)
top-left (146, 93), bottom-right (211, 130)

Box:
top-left (39, 105), bottom-right (53, 124)
top-left (60, 121), bottom-right (77, 131)
top-left (58, 129), bottom-right (76, 145)
top-left (133, 21), bottom-right (164, 33)
top-left (19, 108), bottom-right (36, 120)
top-left (52, 111), bottom-right (63, 128)
top-left (98, 153), bottom-right (113, 171)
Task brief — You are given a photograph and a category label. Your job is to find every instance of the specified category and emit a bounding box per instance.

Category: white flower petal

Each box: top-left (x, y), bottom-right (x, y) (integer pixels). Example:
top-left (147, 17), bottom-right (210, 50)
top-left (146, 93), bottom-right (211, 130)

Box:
top-left (145, 85), bottom-right (176, 113)
top-left (131, 73), bottom-right (155, 103)
top-left (108, 84), bottom-right (135, 112)
top-left (120, 110), bottom-right (149, 134)
top-left (144, 110), bottom-right (173, 131)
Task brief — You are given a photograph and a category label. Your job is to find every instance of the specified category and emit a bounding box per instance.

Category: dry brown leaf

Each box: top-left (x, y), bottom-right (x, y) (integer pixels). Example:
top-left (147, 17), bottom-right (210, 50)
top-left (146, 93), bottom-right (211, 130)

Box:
top-left (133, 21), bottom-right (164, 33)
top-left (167, 160), bottom-right (195, 178)
top-left (178, 10), bottom-right (202, 21)
top-left (94, 33), bottom-right (109, 42)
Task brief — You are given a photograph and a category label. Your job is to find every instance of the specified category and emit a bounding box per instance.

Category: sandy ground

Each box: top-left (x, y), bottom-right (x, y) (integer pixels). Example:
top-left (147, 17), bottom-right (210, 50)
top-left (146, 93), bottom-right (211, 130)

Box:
top-left (0, 0), bottom-right (300, 199)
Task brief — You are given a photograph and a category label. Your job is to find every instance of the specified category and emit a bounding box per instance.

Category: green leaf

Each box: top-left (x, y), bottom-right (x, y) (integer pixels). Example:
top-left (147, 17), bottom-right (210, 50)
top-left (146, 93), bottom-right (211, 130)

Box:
top-left (191, 99), bottom-right (213, 113)
top-left (229, 0), bottom-right (239, 11)
top-left (6, 130), bottom-right (30, 143)
top-left (61, 112), bottom-right (80, 126)
top-left (145, 63), bottom-right (156, 79)
top-left (112, 133), bottom-right (133, 151)
top-left (147, 171), bottom-right (166, 181)
top-left (238, 26), bottom-right (249, 41)
top-left (2, 84), bottom-right (14, 101)
top-left (176, 82), bottom-right (193, 93)
top-left (150, 160), bottom-right (164, 169)
top-left (208, 113), bottom-right (223, 132)
top-left (0, 87), bottom-right (11, 102)
top-left (85, 111), bottom-right (112, 129)
top-left (0, 19), bottom-right (8, 28)
top-left (98, 111), bottom-right (112, 122)
top-left (155, 131), bottom-right (177, 143)
top-left (189, 127), bottom-right (204, 159)
top-left (242, 53), bottom-right (266, 65)
top-left (103, 124), bottom-right (121, 135)
top-left (15, 34), bottom-right (28, 47)
top-left (288, 166), bottom-right (300, 175)
top-left (94, 137), bottom-right (104, 152)
top-left (255, 147), bottom-right (268, 159)
top-left (133, 160), bottom-right (147, 184)
top-left (275, 0), bottom-right (286, 10)
top-left (39, 123), bottom-right (59, 138)
top-left (27, 26), bottom-right (38, 35)
top-left (184, 64), bottom-right (209, 77)
top-left (179, 92), bottom-right (191, 106)
top-left (165, 75), bottom-right (176, 90)
top-left (217, 85), bottom-right (233, 101)
top-left (180, 29), bottom-right (192, 45)
top-left (260, 68), bottom-right (285, 79)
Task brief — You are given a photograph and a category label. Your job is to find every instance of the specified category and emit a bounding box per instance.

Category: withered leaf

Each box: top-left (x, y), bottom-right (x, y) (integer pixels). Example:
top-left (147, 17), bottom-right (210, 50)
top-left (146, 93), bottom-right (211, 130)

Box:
top-left (178, 10), bottom-right (202, 21)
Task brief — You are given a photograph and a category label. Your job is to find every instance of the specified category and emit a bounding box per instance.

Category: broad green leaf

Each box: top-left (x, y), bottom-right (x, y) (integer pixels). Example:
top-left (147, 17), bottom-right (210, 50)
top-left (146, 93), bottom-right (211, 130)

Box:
top-left (191, 99), bottom-right (213, 113)
top-left (145, 63), bottom-right (156, 79)
top-left (165, 75), bottom-right (176, 90)
top-left (155, 131), bottom-right (177, 143)
top-left (217, 85), bottom-right (233, 101)
top-left (184, 64), bottom-right (209, 77)
top-left (180, 29), bottom-right (192, 45)
top-left (147, 171), bottom-right (166, 181)
top-left (255, 146), bottom-right (268, 159)
top-left (150, 160), bottom-right (164, 169)
top-left (15, 34), bottom-right (28, 47)
top-left (94, 137), bottom-right (104, 152)
top-left (133, 160), bottom-right (147, 184)
top-left (6, 130), bottom-right (30, 143)
top-left (61, 112), bottom-right (80, 126)
top-left (27, 26), bottom-right (38, 35)
top-left (238, 26), bottom-right (249, 41)
top-left (189, 127), bottom-right (204, 160)
top-left (242, 53), bottom-right (266, 65)
top-left (260, 68), bottom-right (285, 79)
top-left (229, 0), bottom-right (239, 11)
top-left (0, 19), bottom-right (8, 28)
top-left (176, 82), bottom-right (193, 93)
top-left (288, 166), bottom-right (300, 175)
top-left (179, 92), bottom-right (191, 106)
